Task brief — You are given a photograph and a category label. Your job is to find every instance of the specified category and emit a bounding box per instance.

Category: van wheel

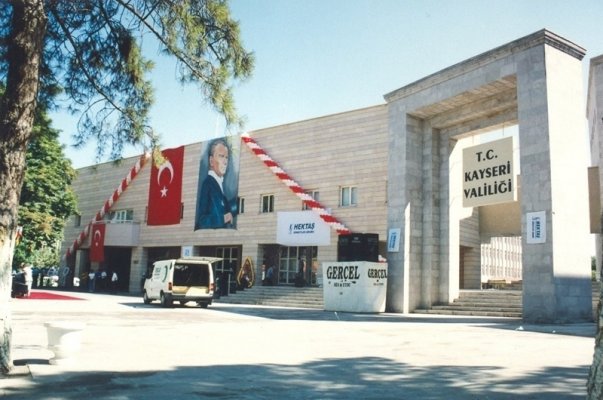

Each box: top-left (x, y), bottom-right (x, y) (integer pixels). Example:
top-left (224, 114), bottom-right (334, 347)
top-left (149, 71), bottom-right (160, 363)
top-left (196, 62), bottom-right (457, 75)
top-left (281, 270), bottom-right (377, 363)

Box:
top-left (143, 291), bottom-right (151, 304)
top-left (199, 302), bottom-right (209, 308)
top-left (160, 292), bottom-right (172, 308)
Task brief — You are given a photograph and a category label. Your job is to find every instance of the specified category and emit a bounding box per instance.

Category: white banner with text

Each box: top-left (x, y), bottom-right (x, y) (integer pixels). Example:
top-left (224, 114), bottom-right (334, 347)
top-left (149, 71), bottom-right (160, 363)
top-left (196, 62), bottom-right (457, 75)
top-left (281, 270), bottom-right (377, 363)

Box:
top-left (463, 136), bottom-right (515, 207)
top-left (322, 261), bottom-right (387, 313)
top-left (276, 211), bottom-right (331, 246)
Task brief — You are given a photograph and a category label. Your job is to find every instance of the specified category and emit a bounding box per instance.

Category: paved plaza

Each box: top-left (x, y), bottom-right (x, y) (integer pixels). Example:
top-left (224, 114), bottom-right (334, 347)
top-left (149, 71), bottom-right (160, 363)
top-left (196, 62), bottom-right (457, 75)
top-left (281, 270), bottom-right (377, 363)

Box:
top-left (0, 290), bottom-right (597, 399)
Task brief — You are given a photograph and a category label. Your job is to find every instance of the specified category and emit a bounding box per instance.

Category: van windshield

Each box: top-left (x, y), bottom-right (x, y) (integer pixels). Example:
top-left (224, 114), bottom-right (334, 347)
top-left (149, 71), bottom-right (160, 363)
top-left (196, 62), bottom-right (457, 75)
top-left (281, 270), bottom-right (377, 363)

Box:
top-left (173, 263), bottom-right (210, 286)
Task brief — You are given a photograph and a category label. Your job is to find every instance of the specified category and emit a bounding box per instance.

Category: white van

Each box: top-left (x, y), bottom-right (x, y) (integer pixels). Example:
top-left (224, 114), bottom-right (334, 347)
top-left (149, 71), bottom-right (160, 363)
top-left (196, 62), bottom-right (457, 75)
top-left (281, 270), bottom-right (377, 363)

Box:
top-left (143, 257), bottom-right (220, 308)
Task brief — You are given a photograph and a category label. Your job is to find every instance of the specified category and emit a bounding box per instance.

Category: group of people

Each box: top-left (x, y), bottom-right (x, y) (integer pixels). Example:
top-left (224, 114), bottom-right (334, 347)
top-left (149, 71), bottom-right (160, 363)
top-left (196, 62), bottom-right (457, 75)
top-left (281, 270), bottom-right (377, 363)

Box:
top-left (86, 269), bottom-right (119, 293)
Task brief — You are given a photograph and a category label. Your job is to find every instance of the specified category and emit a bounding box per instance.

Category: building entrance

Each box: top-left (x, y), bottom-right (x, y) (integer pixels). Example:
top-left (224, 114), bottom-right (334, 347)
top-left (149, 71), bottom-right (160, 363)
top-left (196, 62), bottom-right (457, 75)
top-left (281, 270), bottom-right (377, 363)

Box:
top-left (279, 246), bottom-right (317, 286)
top-left (104, 247), bottom-right (132, 292)
top-left (385, 30), bottom-right (592, 322)
top-left (453, 130), bottom-right (522, 290)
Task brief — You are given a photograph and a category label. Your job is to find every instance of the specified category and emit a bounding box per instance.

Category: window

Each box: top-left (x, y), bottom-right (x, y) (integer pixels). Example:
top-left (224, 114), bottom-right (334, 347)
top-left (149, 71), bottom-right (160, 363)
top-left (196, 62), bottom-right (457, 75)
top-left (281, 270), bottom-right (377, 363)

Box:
top-left (279, 246), bottom-right (298, 284)
top-left (302, 190), bottom-right (319, 210)
top-left (238, 197), bottom-right (245, 214)
top-left (215, 247), bottom-right (240, 274)
top-left (261, 194), bottom-right (274, 213)
top-left (109, 209), bottom-right (133, 223)
top-left (340, 186), bottom-right (357, 207)
top-left (73, 215), bottom-right (81, 227)
top-left (279, 246), bottom-right (318, 284)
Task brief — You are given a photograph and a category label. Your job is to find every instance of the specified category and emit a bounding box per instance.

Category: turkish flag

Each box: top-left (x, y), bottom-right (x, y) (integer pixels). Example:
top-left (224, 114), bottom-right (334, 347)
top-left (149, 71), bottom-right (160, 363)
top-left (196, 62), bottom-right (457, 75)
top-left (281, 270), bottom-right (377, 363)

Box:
top-left (148, 146), bottom-right (185, 225)
top-left (90, 223), bottom-right (105, 262)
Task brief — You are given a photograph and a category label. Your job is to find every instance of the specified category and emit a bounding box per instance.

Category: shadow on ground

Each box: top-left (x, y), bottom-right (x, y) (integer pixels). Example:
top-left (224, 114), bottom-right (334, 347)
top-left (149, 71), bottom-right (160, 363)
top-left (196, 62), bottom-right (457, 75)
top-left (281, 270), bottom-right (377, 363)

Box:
top-left (209, 304), bottom-right (596, 338)
top-left (5, 356), bottom-right (589, 399)
top-left (117, 301), bottom-right (596, 338)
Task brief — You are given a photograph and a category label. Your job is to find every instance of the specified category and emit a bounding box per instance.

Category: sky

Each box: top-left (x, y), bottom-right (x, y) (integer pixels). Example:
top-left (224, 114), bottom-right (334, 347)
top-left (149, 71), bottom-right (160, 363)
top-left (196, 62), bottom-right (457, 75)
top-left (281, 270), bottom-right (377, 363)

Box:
top-left (50, 0), bottom-right (603, 169)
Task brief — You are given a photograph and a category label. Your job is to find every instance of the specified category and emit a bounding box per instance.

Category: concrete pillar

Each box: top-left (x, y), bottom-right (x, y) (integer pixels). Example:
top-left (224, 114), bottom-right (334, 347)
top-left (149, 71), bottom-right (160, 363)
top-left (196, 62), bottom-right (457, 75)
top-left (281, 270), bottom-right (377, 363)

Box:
top-left (387, 107), bottom-right (430, 312)
top-left (74, 249), bottom-right (88, 286)
top-left (386, 107), bottom-right (409, 313)
top-left (129, 246), bottom-right (147, 294)
top-left (419, 122), bottom-right (439, 309)
top-left (446, 138), bottom-right (462, 303)
top-left (517, 45), bottom-right (592, 323)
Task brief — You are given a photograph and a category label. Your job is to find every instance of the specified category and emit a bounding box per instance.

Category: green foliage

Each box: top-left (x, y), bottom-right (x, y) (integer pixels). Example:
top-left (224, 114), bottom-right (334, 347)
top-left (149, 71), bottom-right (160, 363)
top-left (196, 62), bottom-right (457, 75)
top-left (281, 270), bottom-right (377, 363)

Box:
top-left (0, 0), bottom-right (254, 161)
top-left (0, 0), bottom-right (253, 263)
top-left (12, 109), bottom-right (77, 268)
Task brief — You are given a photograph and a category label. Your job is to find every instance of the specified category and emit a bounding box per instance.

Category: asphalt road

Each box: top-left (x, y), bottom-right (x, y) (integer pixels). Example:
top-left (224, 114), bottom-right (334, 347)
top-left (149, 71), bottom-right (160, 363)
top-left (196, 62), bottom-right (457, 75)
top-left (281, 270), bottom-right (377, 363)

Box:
top-left (0, 289), bottom-right (597, 399)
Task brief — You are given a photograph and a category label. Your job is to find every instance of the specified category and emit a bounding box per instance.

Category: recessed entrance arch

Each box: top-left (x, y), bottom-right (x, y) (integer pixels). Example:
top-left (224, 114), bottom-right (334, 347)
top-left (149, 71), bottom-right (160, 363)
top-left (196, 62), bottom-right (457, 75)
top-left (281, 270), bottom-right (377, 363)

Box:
top-left (385, 29), bottom-right (592, 323)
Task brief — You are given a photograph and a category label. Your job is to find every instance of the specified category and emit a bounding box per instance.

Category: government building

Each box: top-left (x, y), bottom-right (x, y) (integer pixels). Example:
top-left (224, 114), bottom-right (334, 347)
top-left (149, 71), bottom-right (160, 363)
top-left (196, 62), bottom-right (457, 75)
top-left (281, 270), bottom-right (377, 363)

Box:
top-left (61, 29), bottom-right (601, 323)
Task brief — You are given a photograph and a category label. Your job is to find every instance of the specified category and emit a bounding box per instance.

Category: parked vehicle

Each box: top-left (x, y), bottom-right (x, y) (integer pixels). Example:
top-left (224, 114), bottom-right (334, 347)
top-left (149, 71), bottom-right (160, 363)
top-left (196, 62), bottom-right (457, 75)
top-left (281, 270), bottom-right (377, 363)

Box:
top-left (143, 257), bottom-right (220, 308)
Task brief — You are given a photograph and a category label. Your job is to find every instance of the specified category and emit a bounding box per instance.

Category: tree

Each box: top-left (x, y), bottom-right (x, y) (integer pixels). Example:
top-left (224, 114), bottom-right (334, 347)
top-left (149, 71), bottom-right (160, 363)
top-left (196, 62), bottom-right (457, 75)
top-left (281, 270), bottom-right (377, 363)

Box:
top-left (0, 0), bottom-right (253, 374)
top-left (12, 107), bottom-right (77, 270)
top-left (588, 293), bottom-right (603, 398)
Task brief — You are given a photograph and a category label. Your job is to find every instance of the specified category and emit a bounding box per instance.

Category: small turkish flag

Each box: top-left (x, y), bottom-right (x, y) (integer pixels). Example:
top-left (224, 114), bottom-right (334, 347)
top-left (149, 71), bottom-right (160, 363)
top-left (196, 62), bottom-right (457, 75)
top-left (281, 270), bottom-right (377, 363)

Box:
top-left (90, 223), bottom-right (105, 262)
top-left (148, 146), bottom-right (185, 225)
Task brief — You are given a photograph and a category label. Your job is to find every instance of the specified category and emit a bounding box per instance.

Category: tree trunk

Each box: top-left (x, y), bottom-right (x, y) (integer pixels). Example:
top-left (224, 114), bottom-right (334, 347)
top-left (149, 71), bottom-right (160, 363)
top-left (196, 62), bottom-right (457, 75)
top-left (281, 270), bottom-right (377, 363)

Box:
top-left (0, 0), bottom-right (46, 374)
top-left (588, 281), bottom-right (603, 399)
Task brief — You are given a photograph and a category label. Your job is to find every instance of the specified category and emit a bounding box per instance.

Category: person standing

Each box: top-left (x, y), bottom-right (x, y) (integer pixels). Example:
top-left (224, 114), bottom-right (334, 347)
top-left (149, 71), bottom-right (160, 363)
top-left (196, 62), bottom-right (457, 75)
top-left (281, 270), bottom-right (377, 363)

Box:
top-left (261, 263), bottom-right (266, 286)
top-left (99, 269), bottom-right (107, 291)
top-left (88, 270), bottom-right (96, 292)
top-left (23, 264), bottom-right (33, 297)
top-left (111, 271), bottom-right (118, 293)
top-left (265, 265), bottom-right (275, 286)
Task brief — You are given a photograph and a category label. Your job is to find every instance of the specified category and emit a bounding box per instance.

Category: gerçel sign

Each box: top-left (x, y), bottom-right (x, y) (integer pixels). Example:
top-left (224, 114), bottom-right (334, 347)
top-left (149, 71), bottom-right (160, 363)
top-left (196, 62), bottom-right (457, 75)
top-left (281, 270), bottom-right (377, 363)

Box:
top-left (322, 261), bottom-right (387, 313)
top-left (463, 137), bottom-right (515, 207)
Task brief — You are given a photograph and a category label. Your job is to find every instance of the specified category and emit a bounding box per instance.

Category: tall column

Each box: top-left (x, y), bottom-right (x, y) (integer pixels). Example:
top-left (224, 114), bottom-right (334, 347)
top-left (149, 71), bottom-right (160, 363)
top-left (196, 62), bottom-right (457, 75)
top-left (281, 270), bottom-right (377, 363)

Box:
top-left (517, 45), bottom-right (592, 323)
top-left (445, 137), bottom-right (461, 303)
top-left (386, 107), bottom-right (424, 313)
top-left (420, 123), bottom-right (436, 308)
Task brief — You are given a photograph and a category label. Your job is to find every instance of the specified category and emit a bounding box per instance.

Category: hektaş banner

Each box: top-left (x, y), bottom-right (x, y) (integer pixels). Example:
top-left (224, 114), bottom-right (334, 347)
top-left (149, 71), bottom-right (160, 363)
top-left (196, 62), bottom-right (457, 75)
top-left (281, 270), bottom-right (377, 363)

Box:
top-left (276, 211), bottom-right (330, 246)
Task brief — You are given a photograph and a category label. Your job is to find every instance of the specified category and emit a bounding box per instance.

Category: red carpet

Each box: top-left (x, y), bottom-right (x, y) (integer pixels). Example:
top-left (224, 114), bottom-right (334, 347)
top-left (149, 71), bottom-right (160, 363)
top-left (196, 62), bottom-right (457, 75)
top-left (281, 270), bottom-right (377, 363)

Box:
top-left (21, 291), bottom-right (85, 300)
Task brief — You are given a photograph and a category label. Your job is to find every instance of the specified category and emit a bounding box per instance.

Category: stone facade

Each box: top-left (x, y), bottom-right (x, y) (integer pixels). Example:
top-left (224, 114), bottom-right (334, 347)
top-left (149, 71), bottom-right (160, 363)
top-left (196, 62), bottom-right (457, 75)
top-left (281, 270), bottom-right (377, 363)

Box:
top-left (384, 30), bottom-right (592, 322)
top-left (63, 105), bottom-right (390, 294)
top-left (62, 30), bottom-right (595, 323)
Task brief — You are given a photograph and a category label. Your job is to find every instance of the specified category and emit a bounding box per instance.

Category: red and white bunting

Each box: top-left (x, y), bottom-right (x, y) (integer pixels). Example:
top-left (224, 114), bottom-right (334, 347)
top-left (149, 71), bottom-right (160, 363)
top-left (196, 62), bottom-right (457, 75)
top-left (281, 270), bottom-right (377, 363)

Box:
top-left (241, 133), bottom-right (351, 235)
top-left (64, 152), bottom-right (151, 260)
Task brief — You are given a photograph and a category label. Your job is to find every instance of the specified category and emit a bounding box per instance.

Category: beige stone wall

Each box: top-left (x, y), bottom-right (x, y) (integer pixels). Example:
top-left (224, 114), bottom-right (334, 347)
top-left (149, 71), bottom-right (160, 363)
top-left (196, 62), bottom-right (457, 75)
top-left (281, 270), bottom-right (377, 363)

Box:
top-left (61, 105), bottom-right (389, 290)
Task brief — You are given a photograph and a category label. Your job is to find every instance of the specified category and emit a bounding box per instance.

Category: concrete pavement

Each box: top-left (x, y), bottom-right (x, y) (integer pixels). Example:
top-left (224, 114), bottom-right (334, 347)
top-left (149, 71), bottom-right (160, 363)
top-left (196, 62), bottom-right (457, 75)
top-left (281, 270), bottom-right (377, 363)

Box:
top-left (0, 289), bottom-right (597, 399)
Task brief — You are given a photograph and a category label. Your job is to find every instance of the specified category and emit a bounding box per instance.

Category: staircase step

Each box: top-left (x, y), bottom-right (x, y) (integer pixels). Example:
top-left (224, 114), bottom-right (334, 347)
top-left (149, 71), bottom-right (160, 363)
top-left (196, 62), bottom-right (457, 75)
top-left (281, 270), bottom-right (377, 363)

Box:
top-left (217, 284), bottom-right (602, 317)
top-left (216, 286), bottom-right (324, 309)
top-left (431, 305), bottom-right (522, 313)
top-left (414, 309), bottom-right (522, 318)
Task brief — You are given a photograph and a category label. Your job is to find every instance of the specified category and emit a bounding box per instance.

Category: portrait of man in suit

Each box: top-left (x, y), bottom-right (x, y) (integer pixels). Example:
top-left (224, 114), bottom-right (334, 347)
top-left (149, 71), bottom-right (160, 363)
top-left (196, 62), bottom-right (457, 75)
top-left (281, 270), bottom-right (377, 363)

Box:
top-left (195, 137), bottom-right (239, 230)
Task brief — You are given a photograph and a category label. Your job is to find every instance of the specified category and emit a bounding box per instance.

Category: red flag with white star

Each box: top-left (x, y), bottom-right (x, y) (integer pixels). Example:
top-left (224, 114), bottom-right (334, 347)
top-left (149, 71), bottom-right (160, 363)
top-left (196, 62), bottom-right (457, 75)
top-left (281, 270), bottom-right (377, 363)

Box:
top-left (148, 146), bottom-right (184, 225)
top-left (90, 223), bottom-right (105, 262)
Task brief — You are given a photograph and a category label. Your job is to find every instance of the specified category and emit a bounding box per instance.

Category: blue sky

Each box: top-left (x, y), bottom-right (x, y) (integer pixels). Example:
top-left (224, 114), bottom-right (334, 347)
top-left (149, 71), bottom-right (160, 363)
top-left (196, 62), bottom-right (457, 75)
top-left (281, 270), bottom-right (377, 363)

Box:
top-left (51, 0), bottom-right (603, 168)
